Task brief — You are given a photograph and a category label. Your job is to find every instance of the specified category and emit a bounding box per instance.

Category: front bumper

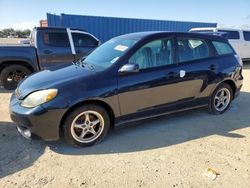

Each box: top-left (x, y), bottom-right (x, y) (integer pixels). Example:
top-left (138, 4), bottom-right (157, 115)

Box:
top-left (9, 93), bottom-right (66, 141)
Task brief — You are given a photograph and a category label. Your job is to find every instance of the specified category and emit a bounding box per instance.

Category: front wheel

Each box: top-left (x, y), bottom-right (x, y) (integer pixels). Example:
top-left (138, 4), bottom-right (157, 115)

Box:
top-left (63, 104), bottom-right (110, 147)
top-left (209, 83), bottom-right (233, 115)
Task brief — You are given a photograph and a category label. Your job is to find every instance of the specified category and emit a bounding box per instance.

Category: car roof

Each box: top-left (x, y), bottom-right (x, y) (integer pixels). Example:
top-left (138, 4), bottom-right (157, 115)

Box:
top-left (117, 31), bottom-right (228, 41)
top-left (190, 27), bottom-right (250, 32)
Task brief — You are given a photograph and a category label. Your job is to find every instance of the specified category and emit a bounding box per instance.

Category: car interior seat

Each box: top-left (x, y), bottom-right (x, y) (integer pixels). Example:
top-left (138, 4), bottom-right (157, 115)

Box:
top-left (178, 42), bottom-right (193, 62)
top-left (157, 40), bottom-right (172, 66)
top-left (141, 47), bottom-right (153, 69)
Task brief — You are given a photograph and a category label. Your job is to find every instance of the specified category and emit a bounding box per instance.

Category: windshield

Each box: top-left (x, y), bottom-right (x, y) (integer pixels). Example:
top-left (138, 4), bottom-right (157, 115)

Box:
top-left (82, 37), bottom-right (138, 70)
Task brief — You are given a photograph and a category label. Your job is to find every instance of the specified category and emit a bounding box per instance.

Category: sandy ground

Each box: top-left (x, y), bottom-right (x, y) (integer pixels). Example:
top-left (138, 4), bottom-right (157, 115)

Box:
top-left (0, 38), bottom-right (25, 45)
top-left (0, 65), bottom-right (250, 188)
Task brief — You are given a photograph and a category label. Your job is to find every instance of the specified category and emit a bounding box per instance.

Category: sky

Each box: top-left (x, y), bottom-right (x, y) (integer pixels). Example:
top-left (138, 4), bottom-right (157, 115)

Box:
top-left (0, 0), bottom-right (249, 30)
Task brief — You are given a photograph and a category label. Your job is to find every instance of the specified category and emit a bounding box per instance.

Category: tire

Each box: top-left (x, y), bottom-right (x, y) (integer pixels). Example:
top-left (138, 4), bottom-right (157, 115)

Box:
top-left (63, 104), bottom-right (110, 147)
top-left (0, 65), bottom-right (31, 90)
top-left (209, 83), bottom-right (233, 115)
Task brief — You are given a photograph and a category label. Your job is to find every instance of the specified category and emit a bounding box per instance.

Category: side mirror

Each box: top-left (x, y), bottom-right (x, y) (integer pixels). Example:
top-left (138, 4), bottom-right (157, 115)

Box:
top-left (118, 63), bottom-right (139, 75)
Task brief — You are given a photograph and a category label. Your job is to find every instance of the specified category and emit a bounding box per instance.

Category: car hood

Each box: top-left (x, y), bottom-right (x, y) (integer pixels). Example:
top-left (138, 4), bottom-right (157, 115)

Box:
top-left (16, 64), bottom-right (94, 99)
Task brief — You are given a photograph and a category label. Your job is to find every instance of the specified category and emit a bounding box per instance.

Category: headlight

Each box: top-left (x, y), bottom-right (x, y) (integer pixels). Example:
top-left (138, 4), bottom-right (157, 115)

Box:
top-left (21, 89), bottom-right (58, 108)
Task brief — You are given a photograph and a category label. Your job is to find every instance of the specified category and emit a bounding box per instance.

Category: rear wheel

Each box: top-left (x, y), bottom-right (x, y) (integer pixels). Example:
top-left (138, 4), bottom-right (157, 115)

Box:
top-left (0, 65), bottom-right (31, 90)
top-left (63, 104), bottom-right (110, 147)
top-left (209, 83), bottom-right (233, 114)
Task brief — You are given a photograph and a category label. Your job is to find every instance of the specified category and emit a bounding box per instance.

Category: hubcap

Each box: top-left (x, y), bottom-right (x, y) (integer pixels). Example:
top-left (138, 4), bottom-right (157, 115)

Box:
top-left (7, 70), bottom-right (27, 83)
top-left (70, 111), bottom-right (104, 143)
top-left (214, 88), bottom-right (231, 112)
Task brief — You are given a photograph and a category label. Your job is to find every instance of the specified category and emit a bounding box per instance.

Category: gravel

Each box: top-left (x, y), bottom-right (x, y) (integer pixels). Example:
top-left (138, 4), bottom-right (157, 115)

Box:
top-left (0, 65), bottom-right (250, 188)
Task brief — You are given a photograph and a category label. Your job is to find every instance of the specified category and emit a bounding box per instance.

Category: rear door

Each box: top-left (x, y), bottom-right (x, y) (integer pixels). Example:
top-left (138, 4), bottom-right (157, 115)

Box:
top-left (71, 32), bottom-right (99, 59)
top-left (175, 35), bottom-right (217, 106)
top-left (242, 31), bottom-right (250, 59)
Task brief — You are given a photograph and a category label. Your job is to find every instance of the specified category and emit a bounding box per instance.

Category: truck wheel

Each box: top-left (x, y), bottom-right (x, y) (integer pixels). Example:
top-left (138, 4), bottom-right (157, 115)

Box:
top-left (0, 65), bottom-right (31, 90)
top-left (63, 104), bottom-right (110, 147)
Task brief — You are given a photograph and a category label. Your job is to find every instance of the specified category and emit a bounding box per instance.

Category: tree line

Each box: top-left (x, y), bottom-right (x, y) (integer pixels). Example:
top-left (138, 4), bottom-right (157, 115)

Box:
top-left (0, 28), bottom-right (31, 38)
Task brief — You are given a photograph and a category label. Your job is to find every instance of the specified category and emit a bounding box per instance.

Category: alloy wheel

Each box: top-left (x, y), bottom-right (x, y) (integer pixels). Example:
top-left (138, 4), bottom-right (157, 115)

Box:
top-left (70, 110), bottom-right (105, 143)
top-left (7, 70), bottom-right (27, 83)
top-left (214, 88), bottom-right (231, 112)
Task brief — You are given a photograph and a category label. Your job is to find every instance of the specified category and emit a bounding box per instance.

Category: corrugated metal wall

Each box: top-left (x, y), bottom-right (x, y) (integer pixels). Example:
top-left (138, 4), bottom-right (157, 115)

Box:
top-left (47, 13), bottom-right (217, 42)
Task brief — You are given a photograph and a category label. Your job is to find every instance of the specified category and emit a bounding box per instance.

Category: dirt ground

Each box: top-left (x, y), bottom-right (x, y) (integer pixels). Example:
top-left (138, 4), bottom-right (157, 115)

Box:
top-left (0, 38), bottom-right (25, 45)
top-left (0, 64), bottom-right (250, 188)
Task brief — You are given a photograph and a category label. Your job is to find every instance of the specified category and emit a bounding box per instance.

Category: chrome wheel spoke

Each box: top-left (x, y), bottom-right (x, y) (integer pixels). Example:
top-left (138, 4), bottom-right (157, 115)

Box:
top-left (88, 127), bottom-right (97, 136)
top-left (220, 90), bottom-right (225, 97)
top-left (80, 129), bottom-right (88, 138)
top-left (215, 96), bottom-right (220, 100)
top-left (216, 101), bottom-right (221, 108)
top-left (84, 113), bottom-right (90, 123)
top-left (74, 123), bottom-right (85, 129)
top-left (91, 119), bottom-right (100, 126)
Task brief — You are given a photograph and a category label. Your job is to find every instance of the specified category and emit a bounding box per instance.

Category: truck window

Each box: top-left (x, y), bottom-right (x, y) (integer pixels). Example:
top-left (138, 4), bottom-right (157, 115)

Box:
top-left (212, 41), bottom-right (234, 55)
top-left (218, 30), bottom-right (240, 40)
top-left (243, 31), bottom-right (250, 41)
top-left (72, 33), bottom-right (98, 47)
top-left (43, 32), bottom-right (70, 47)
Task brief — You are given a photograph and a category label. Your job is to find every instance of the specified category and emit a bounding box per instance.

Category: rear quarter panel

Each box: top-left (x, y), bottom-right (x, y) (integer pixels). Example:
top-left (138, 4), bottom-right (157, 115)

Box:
top-left (0, 46), bottom-right (39, 71)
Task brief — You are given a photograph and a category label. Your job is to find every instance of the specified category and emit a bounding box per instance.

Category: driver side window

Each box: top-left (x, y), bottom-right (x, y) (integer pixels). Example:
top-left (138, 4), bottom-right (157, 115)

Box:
top-left (128, 39), bottom-right (173, 69)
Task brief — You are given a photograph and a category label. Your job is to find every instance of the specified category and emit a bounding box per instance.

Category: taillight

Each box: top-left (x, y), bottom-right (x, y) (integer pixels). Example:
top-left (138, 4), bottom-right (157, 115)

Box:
top-left (235, 54), bottom-right (243, 66)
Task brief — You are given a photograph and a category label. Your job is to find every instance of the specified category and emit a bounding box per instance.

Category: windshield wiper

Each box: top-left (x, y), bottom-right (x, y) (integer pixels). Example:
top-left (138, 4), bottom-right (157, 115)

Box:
top-left (81, 61), bottom-right (95, 71)
top-left (72, 58), bottom-right (95, 71)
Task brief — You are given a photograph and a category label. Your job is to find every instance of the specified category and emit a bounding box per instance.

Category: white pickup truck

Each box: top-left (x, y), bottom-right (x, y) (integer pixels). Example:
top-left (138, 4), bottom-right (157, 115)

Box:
top-left (189, 27), bottom-right (250, 61)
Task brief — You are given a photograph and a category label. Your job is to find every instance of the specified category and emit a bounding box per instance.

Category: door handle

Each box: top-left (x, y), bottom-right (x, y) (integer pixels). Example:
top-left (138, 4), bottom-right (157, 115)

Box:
top-left (209, 64), bottom-right (216, 71)
top-left (180, 70), bottom-right (186, 78)
top-left (43, 50), bottom-right (52, 54)
top-left (167, 72), bottom-right (175, 79)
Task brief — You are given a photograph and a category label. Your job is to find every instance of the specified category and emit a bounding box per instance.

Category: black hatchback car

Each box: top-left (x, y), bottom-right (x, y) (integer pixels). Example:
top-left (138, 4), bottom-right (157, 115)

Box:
top-left (10, 31), bottom-right (243, 147)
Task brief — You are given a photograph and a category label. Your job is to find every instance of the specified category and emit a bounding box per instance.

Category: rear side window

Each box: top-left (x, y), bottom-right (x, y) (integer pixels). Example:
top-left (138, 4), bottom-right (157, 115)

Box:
top-left (218, 30), bottom-right (240, 40)
top-left (243, 31), bottom-right (250, 41)
top-left (43, 32), bottom-right (70, 47)
top-left (212, 41), bottom-right (234, 55)
top-left (72, 33), bottom-right (98, 47)
top-left (177, 38), bottom-right (210, 63)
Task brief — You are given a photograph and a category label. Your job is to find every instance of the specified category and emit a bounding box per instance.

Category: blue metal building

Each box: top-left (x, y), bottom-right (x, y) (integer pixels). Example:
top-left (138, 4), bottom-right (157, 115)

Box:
top-left (47, 13), bottom-right (217, 42)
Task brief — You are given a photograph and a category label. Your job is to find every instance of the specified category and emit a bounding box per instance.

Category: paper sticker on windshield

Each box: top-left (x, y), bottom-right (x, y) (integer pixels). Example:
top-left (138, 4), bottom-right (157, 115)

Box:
top-left (114, 45), bottom-right (128, 52)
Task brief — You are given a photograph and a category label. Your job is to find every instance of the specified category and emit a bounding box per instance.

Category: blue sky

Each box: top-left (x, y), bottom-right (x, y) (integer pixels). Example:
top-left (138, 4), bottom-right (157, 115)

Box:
top-left (0, 0), bottom-right (249, 30)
